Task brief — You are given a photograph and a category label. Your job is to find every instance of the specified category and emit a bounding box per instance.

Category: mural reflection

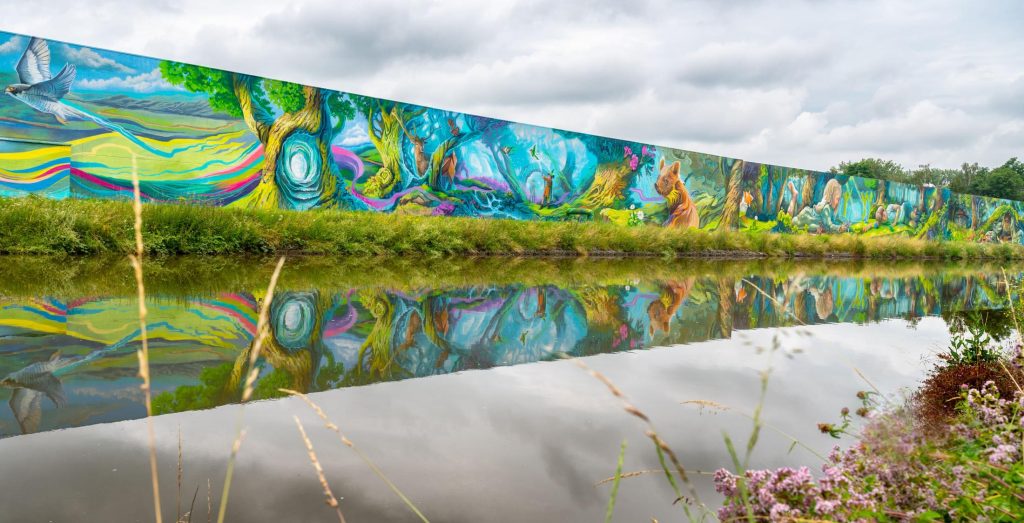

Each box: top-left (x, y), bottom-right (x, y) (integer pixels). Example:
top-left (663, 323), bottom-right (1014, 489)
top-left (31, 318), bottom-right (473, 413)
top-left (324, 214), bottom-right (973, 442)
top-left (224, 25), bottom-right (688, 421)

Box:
top-left (0, 263), bottom-right (1017, 435)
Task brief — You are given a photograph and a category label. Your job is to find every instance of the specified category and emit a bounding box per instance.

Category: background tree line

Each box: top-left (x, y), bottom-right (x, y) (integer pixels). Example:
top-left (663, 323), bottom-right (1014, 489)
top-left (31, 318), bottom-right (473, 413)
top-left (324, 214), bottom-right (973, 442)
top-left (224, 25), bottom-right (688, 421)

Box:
top-left (830, 157), bottom-right (1024, 201)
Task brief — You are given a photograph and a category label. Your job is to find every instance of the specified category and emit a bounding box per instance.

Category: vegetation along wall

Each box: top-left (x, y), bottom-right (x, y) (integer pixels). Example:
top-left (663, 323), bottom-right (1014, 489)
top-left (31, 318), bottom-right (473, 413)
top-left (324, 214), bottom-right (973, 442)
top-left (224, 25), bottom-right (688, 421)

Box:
top-left (0, 31), bottom-right (1018, 244)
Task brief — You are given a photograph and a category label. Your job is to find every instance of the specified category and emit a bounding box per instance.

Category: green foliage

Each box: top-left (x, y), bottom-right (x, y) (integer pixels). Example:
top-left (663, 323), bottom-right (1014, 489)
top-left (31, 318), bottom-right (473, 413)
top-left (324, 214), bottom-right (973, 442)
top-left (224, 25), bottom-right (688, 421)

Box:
top-left (774, 210), bottom-right (795, 233)
top-left (944, 309), bottom-right (1015, 343)
top-left (948, 162), bottom-right (989, 194)
top-left (264, 79), bottom-right (306, 113)
top-left (941, 312), bottom-right (1001, 366)
top-left (971, 158), bottom-right (1024, 201)
top-left (834, 157), bottom-right (1024, 202)
top-left (832, 158), bottom-right (908, 183)
top-left (717, 379), bottom-right (1024, 521)
top-left (152, 362), bottom-right (234, 415)
top-left (159, 61), bottom-right (242, 117)
top-left (314, 354), bottom-right (346, 390)
top-left (327, 93), bottom-right (356, 132)
top-left (251, 367), bottom-right (292, 400)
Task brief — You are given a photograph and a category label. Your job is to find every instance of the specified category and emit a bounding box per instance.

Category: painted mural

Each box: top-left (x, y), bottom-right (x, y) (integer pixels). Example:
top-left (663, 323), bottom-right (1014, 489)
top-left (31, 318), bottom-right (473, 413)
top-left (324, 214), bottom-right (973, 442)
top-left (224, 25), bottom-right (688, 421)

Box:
top-left (0, 268), bottom-right (1017, 436)
top-left (738, 163), bottom-right (950, 240)
top-left (0, 31), bottom-right (732, 228)
top-left (947, 193), bottom-right (1024, 243)
top-left (0, 30), bottom-right (1019, 244)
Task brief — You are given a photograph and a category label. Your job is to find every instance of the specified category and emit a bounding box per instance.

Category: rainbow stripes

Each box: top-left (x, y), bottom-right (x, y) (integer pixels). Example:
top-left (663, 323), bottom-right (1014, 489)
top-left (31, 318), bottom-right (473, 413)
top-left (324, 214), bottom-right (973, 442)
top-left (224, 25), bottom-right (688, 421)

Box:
top-left (68, 131), bottom-right (264, 205)
top-left (0, 141), bottom-right (70, 198)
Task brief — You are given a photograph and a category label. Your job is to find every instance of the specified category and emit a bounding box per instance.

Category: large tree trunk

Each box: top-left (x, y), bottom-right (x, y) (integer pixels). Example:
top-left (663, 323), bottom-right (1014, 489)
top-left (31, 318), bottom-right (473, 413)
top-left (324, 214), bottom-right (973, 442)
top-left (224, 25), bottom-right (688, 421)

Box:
top-left (234, 78), bottom-right (338, 209)
top-left (971, 196), bottom-right (979, 231)
top-left (579, 161), bottom-right (634, 209)
top-left (226, 290), bottom-right (329, 396)
top-left (719, 160), bottom-right (743, 230)
top-left (874, 179), bottom-right (887, 209)
top-left (717, 277), bottom-right (734, 338)
top-left (363, 106), bottom-right (405, 198)
top-left (800, 173), bottom-right (815, 215)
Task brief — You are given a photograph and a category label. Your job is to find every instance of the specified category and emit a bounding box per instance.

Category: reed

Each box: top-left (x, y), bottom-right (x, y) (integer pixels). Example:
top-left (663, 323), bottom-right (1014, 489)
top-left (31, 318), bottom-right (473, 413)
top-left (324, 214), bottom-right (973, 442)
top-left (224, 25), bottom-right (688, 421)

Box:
top-left (117, 144), bottom-right (162, 523)
top-left (569, 358), bottom-right (705, 519)
top-left (280, 388), bottom-right (431, 523)
top-left (292, 415), bottom-right (346, 523)
top-left (604, 439), bottom-right (627, 523)
top-left (215, 256), bottom-right (286, 523)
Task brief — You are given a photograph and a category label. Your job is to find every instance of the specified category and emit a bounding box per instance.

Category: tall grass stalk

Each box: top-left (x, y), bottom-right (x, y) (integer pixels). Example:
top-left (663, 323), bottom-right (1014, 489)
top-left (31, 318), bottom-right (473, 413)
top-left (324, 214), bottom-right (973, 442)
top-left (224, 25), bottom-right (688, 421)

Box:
top-left (280, 388), bottom-right (431, 523)
top-left (114, 141), bottom-right (162, 523)
top-left (720, 336), bottom-right (780, 523)
top-left (999, 268), bottom-right (1024, 394)
top-left (604, 439), bottom-right (627, 523)
top-left (292, 415), bottom-right (346, 523)
top-left (215, 256), bottom-right (286, 523)
top-left (569, 358), bottom-right (704, 519)
top-left (177, 429), bottom-right (183, 522)
top-left (679, 400), bottom-right (827, 462)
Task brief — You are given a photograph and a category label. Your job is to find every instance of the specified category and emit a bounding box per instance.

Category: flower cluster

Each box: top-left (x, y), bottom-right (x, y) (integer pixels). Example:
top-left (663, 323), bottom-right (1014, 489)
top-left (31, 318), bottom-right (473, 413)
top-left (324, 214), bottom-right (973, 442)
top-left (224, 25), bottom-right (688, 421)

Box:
top-left (623, 145), bottom-right (655, 172)
top-left (626, 204), bottom-right (645, 226)
top-left (713, 380), bottom-right (1024, 521)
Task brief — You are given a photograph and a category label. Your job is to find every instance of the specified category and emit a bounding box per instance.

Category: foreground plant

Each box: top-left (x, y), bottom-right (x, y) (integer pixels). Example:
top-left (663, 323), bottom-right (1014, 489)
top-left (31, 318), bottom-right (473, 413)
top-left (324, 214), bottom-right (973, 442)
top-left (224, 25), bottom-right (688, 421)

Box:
top-left (714, 378), bottom-right (1024, 521)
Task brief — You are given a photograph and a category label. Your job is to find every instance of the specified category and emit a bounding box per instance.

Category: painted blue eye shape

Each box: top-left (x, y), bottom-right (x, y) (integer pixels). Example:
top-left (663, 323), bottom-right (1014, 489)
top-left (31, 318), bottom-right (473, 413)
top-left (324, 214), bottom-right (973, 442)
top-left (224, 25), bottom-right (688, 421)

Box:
top-left (271, 292), bottom-right (318, 350)
top-left (276, 132), bottom-right (325, 210)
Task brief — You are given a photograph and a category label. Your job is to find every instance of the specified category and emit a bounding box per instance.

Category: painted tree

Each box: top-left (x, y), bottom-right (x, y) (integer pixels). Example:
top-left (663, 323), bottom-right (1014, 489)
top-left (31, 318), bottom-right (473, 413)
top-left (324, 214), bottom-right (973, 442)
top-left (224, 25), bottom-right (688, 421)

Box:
top-left (800, 171), bottom-right (816, 215)
top-left (398, 111), bottom-right (486, 193)
top-left (158, 63), bottom-right (355, 209)
top-left (348, 95), bottom-right (426, 198)
top-left (225, 290), bottom-right (333, 395)
top-left (718, 159), bottom-right (743, 230)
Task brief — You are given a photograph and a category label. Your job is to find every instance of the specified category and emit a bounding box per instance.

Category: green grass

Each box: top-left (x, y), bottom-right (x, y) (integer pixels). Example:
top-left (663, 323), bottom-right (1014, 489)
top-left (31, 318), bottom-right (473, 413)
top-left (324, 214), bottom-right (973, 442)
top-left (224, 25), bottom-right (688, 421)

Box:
top-left (2, 195), bottom-right (1023, 260)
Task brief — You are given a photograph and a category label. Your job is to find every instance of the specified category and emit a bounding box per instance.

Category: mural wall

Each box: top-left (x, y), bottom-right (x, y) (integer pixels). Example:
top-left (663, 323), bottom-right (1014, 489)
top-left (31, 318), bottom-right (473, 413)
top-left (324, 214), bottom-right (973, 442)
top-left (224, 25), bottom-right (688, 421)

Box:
top-left (0, 31), bottom-right (1017, 244)
top-left (0, 31), bottom-right (734, 228)
top-left (737, 163), bottom-right (951, 240)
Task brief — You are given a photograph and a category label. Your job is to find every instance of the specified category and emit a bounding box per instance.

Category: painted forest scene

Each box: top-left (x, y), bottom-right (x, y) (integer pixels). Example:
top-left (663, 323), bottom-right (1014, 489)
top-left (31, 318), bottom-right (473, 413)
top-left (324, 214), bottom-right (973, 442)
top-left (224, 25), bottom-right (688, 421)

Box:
top-left (0, 30), bottom-right (1021, 245)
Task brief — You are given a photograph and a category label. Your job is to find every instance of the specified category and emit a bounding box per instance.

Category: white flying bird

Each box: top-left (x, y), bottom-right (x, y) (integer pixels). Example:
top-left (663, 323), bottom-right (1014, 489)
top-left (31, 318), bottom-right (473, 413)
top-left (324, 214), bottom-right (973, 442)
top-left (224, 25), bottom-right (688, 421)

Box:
top-left (5, 37), bottom-right (78, 124)
top-left (1, 351), bottom-right (71, 434)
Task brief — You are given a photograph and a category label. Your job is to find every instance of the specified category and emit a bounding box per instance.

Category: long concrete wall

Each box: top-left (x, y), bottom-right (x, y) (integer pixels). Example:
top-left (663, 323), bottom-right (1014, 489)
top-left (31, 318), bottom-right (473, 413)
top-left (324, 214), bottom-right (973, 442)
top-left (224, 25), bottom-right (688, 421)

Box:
top-left (0, 31), bottom-right (1018, 244)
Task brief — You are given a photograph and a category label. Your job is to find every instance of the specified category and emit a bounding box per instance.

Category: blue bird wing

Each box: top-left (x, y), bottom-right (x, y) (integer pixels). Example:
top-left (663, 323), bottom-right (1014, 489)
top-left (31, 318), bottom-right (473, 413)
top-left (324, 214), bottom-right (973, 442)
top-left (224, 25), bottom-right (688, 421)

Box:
top-left (16, 36), bottom-right (51, 85)
top-left (9, 388), bottom-right (42, 434)
top-left (24, 63), bottom-right (75, 101)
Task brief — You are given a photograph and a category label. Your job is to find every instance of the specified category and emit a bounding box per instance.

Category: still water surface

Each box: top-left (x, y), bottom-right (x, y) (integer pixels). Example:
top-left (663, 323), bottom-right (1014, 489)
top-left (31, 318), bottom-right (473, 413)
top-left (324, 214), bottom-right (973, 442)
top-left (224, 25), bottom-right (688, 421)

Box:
top-left (0, 256), bottom-right (1018, 521)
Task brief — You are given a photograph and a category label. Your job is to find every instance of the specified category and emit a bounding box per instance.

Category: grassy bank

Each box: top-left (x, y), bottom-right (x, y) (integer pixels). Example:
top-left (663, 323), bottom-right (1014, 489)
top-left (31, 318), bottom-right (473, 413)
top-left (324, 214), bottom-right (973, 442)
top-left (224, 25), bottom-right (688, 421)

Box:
top-left (2, 195), bottom-right (1023, 259)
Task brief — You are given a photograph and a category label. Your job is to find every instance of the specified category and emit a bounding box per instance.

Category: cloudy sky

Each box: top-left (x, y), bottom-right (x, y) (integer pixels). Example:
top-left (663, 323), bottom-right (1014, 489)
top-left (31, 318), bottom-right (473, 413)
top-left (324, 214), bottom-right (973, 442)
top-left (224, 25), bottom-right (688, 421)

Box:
top-left (1, 0), bottom-right (1021, 171)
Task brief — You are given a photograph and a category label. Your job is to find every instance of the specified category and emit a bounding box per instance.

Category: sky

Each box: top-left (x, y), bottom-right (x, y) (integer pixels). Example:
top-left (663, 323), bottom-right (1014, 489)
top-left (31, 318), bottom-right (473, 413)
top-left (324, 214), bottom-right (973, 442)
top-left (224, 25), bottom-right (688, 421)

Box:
top-left (0, 0), bottom-right (1021, 171)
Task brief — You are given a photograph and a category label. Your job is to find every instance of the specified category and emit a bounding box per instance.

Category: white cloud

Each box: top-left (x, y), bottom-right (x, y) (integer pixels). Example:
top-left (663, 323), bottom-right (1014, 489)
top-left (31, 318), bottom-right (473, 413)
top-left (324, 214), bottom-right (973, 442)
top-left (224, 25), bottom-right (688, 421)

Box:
top-left (61, 44), bottom-right (134, 73)
top-left (0, 0), bottom-right (1020, 170)
top-left (0, 35), bottom-right (22, 54)
top-left (76, 68), bottom-right (180, 93)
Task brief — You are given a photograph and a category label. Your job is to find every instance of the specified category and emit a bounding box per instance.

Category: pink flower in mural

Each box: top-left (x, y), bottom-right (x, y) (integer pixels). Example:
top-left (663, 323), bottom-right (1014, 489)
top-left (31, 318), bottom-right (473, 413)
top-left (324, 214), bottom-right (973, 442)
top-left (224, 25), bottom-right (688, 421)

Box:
top-left (641, 145), bottom-right (648, 157)
top-left (623, 146), bottom-right (632, 159)
top-left (629, 154), bottom-right (639, 171)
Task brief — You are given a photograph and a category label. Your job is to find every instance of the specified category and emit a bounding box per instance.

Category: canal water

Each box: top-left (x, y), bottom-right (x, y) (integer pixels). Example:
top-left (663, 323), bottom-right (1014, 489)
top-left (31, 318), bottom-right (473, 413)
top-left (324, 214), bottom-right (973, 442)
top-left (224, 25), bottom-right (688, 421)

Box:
top-left (0, 256), bottom-right (1019, 521)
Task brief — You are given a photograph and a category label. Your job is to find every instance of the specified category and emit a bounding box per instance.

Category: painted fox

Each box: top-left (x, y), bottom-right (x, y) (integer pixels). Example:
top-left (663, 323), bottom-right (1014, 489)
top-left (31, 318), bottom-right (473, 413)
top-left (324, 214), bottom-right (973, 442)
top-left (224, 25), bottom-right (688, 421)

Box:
top-left (647, 278), bottom-right (695, 336)
top-left (655, 159), bottom-right (700, 229)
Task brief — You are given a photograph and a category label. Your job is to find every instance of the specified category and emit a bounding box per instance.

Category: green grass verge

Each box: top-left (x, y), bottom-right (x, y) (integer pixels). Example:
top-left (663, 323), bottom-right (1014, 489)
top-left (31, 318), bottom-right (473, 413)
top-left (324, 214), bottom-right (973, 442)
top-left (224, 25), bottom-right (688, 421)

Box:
top-left (1, 195), bottom-right (1022, 259)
